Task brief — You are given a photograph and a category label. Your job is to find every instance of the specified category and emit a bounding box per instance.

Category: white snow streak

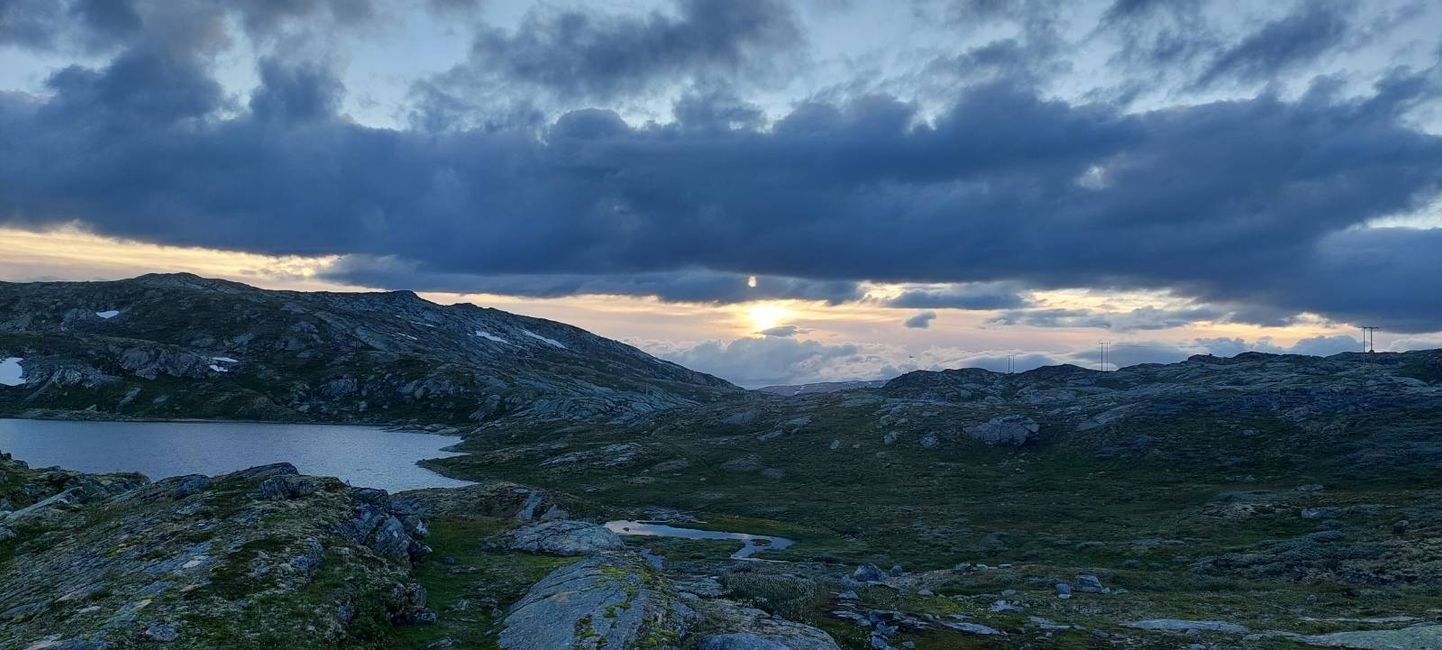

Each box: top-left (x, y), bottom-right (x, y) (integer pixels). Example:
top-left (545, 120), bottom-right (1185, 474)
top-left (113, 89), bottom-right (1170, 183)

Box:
top-left (521, 329), bottom-right (567, 349)
top-left (475, 330), bottom-right (511, 344)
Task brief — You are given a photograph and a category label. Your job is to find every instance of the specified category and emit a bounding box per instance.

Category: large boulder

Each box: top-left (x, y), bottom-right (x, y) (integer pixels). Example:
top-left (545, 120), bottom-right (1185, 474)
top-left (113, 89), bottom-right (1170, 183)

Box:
top-left (964, 415), bottom-right (1040, 446)
top-left (698, 599), bottom-right (840, 650)
top-left (500, 520), bottom-right (624, 556)
top-left (499, 553), bottom-right (695, 649)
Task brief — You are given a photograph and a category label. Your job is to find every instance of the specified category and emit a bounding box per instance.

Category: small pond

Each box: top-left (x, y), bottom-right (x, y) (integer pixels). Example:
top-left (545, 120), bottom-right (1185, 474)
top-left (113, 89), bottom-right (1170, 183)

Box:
top-left (604, 519), bottom-right (795, 559)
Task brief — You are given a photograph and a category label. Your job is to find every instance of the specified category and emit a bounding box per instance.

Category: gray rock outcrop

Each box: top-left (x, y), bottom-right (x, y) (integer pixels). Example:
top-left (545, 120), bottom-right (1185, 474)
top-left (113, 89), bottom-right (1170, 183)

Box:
top-left (498, 553), bottom-right (695, 649)
top-left (964, 415), bottom-right (1040, 446)
top-left (500, 520), bottom-right (624, 556)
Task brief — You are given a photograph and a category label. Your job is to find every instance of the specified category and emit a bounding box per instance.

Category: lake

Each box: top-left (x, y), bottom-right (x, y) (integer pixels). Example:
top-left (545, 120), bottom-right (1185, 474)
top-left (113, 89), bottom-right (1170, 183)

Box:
top-left (0, 418), bottom-right (472, 493)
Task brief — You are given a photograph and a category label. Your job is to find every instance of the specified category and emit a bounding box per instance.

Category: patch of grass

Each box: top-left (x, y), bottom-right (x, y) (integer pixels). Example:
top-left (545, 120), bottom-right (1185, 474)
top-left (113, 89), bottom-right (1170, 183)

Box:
top-left (372, 516), bottom-right (574, 650)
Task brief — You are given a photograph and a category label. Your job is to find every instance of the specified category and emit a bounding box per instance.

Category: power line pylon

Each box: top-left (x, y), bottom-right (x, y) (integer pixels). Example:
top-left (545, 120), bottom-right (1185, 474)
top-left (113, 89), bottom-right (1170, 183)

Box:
top-left (1361, 326), bottom-right (1378, 353)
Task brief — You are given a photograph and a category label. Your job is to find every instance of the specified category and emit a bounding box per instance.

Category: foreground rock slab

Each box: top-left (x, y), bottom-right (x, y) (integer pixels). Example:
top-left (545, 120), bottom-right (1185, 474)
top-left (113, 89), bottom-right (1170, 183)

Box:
top-left (498, 552), bottom-right (695, 649)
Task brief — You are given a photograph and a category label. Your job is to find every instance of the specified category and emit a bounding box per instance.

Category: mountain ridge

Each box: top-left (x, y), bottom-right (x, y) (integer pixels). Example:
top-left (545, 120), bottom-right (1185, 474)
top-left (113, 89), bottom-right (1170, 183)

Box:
top-left (0, 273), bottom-right (737, 425)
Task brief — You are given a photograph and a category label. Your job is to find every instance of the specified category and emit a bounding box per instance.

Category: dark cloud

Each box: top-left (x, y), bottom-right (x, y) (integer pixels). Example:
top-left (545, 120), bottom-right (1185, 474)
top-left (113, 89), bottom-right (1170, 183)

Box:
top-left (42, 46), bottom-right (225, 128)
top-left (0, 0), bottom-right (141, 51)
top-left (903, 311), bottom-right (937, 329)
top-left (2, 8), bottom-right (1442, 325)
top-left (230, 0), bottom-right (375, 41)
top-left (1193, 3), bottom-right (1351, 89)
top-left (436, 0), bottom-right (802, 105)
top-left (1100, 0), bottom-right (1217, 74)
top-left (0, 0), bottom-right (466, 58)
top-left (323, 256), bottom-right (863, 304)
top-left (673, 89), bottom-right (767, 132)
top-left (249, 58), bottom-right (344, 123)
top-left (759, 325), bottom-right (805, 337)
top-left (988, 305), bottom-right (1228, 330)
top-left (884, 284), bottom-right (1030, 310)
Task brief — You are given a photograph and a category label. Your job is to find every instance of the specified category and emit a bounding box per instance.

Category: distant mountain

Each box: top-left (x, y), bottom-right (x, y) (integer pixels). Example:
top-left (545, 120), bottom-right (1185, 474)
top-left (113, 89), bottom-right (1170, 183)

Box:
top-left (0, 274), bottom-right (737, 424)
top-left (755, 380), bottom-right (887, 396)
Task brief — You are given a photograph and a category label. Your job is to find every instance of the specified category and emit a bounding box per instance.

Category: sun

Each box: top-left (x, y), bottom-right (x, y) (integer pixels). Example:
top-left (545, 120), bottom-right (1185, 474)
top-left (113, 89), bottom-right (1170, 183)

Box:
top-left (747, 303), bottom-right (792, 332)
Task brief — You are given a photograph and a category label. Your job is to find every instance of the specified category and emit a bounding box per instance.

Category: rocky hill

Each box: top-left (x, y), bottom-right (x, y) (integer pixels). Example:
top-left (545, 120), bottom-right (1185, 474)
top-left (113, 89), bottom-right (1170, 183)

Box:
top-left (424, 348), bottom-right (1442, 648)
top-left (0, 274), bottom-right (737, 424)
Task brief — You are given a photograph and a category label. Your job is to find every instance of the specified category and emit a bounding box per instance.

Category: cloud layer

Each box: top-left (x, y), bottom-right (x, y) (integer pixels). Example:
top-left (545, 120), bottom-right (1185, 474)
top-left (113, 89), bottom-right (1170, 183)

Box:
top-left (2, 0), bottom-right (1441, 336)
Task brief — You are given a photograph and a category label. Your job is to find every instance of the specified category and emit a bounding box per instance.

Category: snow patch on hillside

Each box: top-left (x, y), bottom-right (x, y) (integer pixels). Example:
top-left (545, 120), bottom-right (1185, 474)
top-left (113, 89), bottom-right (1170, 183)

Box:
top-left (475, 330), bottom-right (511, 344)
top-left (1, 357), bottom-right (25, 386)
top-left (521, 329), bottom-right (567, 349)
top-left (96, 310), bottom-right (120, 319)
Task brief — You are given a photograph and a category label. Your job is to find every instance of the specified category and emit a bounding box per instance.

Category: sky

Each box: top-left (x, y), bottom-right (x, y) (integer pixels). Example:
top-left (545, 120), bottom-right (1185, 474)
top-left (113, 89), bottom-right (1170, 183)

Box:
top-left (2, 0), bottom-right (1442, 387)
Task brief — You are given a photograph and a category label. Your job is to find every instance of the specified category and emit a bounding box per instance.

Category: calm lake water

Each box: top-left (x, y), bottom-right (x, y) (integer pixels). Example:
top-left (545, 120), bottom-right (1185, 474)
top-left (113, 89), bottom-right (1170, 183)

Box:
top-left (0, 419), bottom-right (472, 492)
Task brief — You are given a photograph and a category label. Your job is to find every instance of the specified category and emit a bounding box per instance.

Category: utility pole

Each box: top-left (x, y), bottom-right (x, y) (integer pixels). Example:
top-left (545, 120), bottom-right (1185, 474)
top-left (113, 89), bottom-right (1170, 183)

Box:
top-left (1009, 354), bottom-right (1016, 374)
top-left (1099, 341), bottom-right (1109, 372)
top-left (1361, 326), bottom-right (1378, 353)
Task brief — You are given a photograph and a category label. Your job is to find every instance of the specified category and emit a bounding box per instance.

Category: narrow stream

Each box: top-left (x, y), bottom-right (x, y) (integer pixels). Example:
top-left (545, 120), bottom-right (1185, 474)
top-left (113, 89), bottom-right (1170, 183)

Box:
top-left (604, 520), bottom-right (795, 560)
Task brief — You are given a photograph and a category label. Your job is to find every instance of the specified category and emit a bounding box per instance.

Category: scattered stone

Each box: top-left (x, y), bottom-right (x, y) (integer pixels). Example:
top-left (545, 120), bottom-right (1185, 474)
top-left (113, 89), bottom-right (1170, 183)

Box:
top-left (1126, 619), bottom-right (1250, 634)
top-left (140, 623), bottom-right (178, 642)
top-left (940, 618), bottom-right (1006, 636)
top-left (1301, 507), bottom-right (1340, 519)
top-left (1075, 574), bottom-right (1109, 593)
top-left (852, 564), bottom-right (886, 582)
top-left (1054, 583), bottom-right (1072, 599)
top-left (1029, 616), bottom-right (1071, 631)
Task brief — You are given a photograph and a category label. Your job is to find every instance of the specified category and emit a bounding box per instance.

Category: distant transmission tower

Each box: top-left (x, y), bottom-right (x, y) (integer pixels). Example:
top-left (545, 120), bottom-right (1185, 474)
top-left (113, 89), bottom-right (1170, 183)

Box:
top-left (1009, 353), bottom-right (1017, 374)
top-left (1099, 341), bottom-right (1109, 371)
top-left (1361, 326), bottom-right (1378, 353)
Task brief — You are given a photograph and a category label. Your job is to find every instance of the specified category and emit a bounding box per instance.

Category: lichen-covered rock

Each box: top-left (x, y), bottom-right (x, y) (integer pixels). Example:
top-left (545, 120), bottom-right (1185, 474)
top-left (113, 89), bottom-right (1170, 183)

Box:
top-left (498, 552), bottom-right (695, 649)
top-left (0, 460), bottom-right (432, 650)
top-left (394, 482), bottom-right (567, 522)
top-left (500, 520), bottom-right (624, 556)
